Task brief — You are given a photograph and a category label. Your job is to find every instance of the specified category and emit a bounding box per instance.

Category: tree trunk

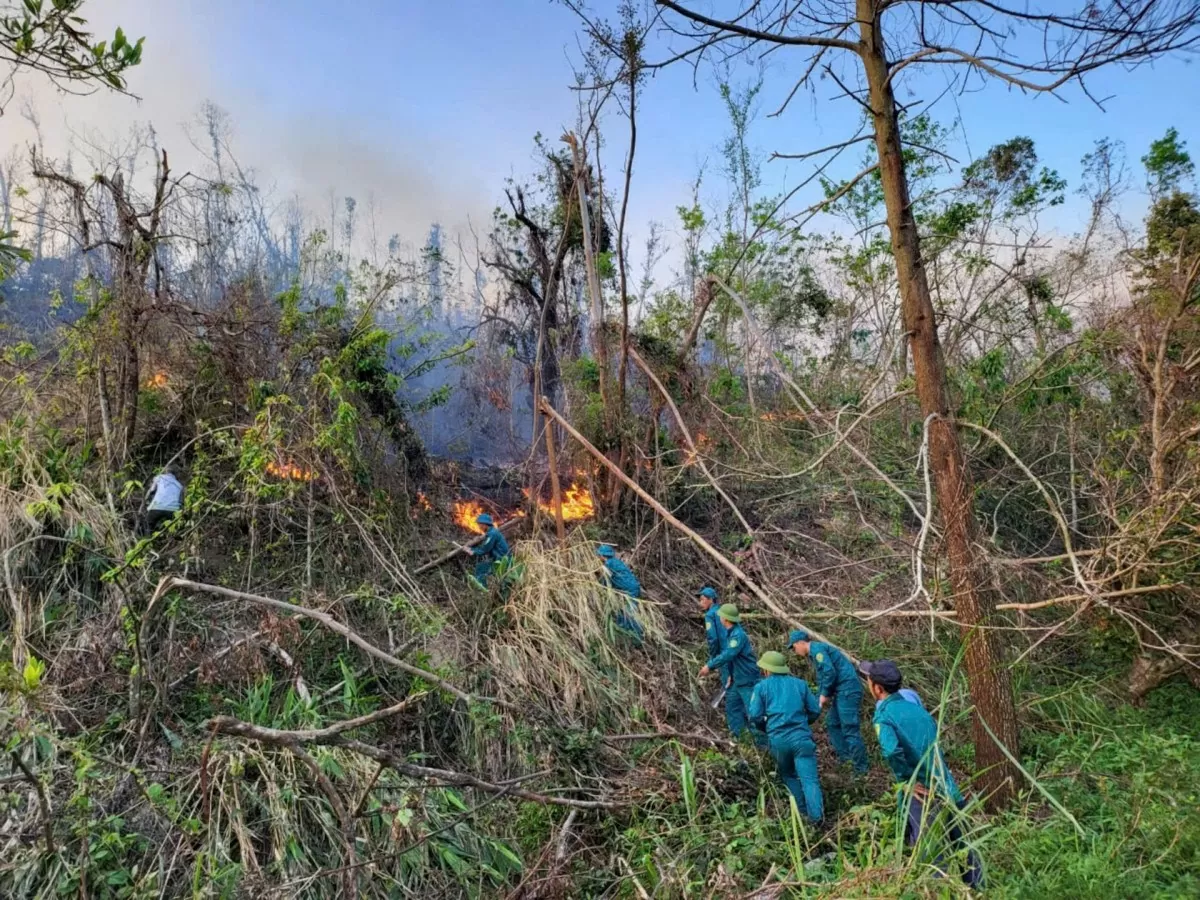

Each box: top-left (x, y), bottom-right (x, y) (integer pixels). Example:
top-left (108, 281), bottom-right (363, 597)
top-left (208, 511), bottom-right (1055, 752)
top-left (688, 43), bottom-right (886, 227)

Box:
top-left (859, 0), bottom-right (1019, 809)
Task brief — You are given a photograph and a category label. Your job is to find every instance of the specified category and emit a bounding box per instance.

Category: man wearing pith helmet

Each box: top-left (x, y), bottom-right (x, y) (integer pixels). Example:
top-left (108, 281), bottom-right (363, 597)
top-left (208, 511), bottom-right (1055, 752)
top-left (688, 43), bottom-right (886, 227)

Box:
top-left (861, 659), bottom-right (983, 888)
top-left (748, 650), bottom-right (824, 822)
top-left (698, 604), bottom-right (764, 746)
top-left (789, 628), bottom-right (868, 774)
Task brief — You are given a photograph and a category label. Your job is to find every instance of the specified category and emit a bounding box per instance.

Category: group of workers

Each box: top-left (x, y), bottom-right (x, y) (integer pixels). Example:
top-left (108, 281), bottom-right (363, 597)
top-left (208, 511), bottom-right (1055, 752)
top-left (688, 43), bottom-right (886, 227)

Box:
top-left (144, 481), bottom-right (977, 885)
top-left (697, 586), bottom-right (982, 888)
top-left (468, 522), bottom-right (979, 886)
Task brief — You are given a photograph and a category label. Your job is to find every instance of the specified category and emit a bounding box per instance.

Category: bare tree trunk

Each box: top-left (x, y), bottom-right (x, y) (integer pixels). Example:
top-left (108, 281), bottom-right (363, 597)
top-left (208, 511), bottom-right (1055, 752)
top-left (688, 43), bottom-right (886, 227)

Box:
top-left (565, 134), bottom-right (609, 417)
top-left (859, 0), bottom-right (1019, 808)
top-left (616, 62), bottom-right (638, 415)
top-left (679, 277), bottom-right (716, 361)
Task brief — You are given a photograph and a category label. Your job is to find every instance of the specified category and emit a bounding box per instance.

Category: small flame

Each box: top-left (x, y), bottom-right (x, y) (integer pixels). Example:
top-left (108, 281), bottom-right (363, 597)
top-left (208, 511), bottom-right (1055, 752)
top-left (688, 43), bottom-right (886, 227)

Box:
top-left (266, 460), bottom-right (317, 482)
top-left (411, 492), bottom-right (434, 519)
top-left (144, 371), bottom-right (168, 389)
top-left (453, 499), bottom-right (489, 533)
top-left (524, 479), bottom-right (596, 522)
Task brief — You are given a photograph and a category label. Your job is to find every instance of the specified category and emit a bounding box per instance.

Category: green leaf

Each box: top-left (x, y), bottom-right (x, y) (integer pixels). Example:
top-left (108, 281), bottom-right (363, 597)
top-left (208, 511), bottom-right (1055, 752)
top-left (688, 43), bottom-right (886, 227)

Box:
top-left (22, 655), bottom-right (46, 691)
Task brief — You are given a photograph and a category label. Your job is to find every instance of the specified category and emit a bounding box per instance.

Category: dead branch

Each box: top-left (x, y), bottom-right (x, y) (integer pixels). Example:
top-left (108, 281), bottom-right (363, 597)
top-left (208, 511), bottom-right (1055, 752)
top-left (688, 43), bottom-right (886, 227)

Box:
top-left (602, 729), bottom-right (734, 750)
top-left (142, 576), bottom-right (510, 709)
top-left (208, 716), bottom-right (622, 809)
top-left (10, 749), bottom-right (54, 854)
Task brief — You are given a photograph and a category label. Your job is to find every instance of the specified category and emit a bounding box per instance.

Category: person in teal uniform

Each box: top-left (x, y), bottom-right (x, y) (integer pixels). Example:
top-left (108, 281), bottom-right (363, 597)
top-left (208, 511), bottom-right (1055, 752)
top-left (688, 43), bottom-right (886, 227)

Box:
top-left (861, 659), bottom-right (983, 889)
top-left (748, 650), bottom-right (824, 822)
top-left (698, 604), bottom-right (764, 746)
top-left (464, 513), bottom-right (511, 584)
top-left (597, 544), bottom-right (644, 643)
top-left (789, 629), bottom-right (868, 774)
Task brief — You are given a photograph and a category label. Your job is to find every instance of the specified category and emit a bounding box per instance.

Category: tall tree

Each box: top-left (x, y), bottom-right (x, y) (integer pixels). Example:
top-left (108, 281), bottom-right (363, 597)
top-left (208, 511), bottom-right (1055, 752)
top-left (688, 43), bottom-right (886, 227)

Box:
top-left (645, 0), bottom-right (1200, 807)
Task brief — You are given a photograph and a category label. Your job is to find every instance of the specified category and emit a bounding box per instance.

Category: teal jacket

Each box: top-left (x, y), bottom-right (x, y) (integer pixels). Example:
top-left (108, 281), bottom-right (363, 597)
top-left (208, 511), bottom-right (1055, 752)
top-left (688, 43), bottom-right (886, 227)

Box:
top-left (703, 606), bottom-right (726, 669)
top-left (748, 673), bottom-right (820, 741)
top-left (706, 623), bottom-right (760, 688)
top-left (472, 526), bottom-right (511, 562)
top-left (810, 641), bottom-right (860, 699)
top-left (873, 693), bottom-right (964, 805)
top-left (602, 558), bottom-right (642, 599)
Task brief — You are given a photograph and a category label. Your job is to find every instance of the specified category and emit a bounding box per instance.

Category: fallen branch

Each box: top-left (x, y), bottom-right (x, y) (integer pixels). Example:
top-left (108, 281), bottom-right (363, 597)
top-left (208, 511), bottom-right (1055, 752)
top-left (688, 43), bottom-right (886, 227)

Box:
top-left (555, 809), bottom-right (579, 864)
top-left (143, 576), bottom-right (510, 709)
top-left (995, 583), bottom-right (1181, 612)
top-left (208, 716), bottom-right (621, 809)
top-left (208, 695), bottom-right (425, 744)
top-left (413, 517), bottom-right (523, 575)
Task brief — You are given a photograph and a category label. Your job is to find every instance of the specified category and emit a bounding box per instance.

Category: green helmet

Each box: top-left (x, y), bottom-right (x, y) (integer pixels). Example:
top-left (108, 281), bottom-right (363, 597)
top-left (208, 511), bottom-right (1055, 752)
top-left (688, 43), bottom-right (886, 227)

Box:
top-left (758, 650), bottom-right (790, 674)
top-left (717, 603), bottom-right (741, 623)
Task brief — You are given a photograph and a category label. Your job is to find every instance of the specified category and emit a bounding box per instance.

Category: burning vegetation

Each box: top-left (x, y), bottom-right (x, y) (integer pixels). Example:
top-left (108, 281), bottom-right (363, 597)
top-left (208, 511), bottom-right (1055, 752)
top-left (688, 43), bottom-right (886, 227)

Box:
top-left (451, 478), bottom-right (596, 533)
top-left (452, 498), bottom-right (490, 533)
top-left (265, 460), bottom-right (317, 482)
top-left (524, 479), bottom-right (596, 522)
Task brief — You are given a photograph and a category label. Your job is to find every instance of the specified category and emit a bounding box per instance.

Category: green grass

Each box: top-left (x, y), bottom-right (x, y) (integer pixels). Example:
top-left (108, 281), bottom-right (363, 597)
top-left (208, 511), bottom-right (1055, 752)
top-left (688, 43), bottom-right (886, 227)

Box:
top-left (985, 678), bottom-right (1200, 899)
top-left (577, 668), bottom-right (1200, 898)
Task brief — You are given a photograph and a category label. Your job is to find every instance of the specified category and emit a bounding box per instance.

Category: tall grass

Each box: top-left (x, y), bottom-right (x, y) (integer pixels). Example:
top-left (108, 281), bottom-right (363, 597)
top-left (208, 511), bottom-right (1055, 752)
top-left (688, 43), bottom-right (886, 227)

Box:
top-left (485, 535), bottom-right (673, 729)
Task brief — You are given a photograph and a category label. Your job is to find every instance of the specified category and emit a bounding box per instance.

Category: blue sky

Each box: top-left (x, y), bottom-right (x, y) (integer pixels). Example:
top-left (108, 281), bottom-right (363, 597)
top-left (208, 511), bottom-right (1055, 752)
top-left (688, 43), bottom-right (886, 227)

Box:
top-left (16, 1), bottom-right (1200, 261)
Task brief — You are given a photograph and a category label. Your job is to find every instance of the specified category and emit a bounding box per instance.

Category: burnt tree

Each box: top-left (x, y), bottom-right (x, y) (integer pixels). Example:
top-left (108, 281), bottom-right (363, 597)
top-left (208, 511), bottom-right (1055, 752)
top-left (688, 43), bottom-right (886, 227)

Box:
top-left (33, 147), bottom-right (175, 464)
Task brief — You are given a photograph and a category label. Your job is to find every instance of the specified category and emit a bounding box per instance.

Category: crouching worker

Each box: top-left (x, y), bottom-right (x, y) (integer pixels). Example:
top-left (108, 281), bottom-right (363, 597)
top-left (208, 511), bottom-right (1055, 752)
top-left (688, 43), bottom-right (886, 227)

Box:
top-left (463, 513), bottom-right (512, 587)
top-left (144, 466), bottom-right (183, 535)
top-left (861, 659), bottom-right (983, 889)
top-left (789, 629), bottom-right (869, 774)
top-left (699, 604), bottom-right (765, 747)
top-left (749, 650), bottom-right (824, 823)
top-left (597, 544), bottom-right (644, 645)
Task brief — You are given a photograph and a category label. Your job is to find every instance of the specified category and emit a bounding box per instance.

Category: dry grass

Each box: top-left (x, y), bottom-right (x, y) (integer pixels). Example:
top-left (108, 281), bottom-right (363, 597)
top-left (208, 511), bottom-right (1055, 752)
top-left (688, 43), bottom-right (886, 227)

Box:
top-left (486, 535), bottom-right (675, 729)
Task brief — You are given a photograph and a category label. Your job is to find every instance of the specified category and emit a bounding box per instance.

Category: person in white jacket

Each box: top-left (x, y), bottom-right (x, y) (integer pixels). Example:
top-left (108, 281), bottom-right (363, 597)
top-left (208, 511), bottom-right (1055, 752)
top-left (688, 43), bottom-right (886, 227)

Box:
top-left (144, 466), bottom-right (183, 534)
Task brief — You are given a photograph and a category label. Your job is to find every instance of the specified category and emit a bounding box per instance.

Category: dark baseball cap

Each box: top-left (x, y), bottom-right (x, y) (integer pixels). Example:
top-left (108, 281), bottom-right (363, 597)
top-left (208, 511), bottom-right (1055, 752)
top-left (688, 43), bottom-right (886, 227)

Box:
top-left (859, 659), bottom-right (903, 690)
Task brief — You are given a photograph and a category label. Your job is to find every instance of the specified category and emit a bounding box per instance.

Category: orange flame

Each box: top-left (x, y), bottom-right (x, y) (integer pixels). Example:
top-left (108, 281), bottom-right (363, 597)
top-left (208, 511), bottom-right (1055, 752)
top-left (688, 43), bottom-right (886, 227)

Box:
top-left (525, 479), bottom-right (596, 522)
top-left (144, 371), bottom-right (168, 389)
top-left (266, 460), bottom-right (317, 482)
top-left (453, 499), bottom-right (489, 534)
top-left (411, 492), bottom-right (434, 519)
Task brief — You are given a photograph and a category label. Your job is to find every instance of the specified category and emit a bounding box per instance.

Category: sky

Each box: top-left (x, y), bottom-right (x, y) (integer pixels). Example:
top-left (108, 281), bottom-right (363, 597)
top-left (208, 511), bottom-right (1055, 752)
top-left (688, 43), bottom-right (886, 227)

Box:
top-left (4, 0), bottom-right (1198, 273)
